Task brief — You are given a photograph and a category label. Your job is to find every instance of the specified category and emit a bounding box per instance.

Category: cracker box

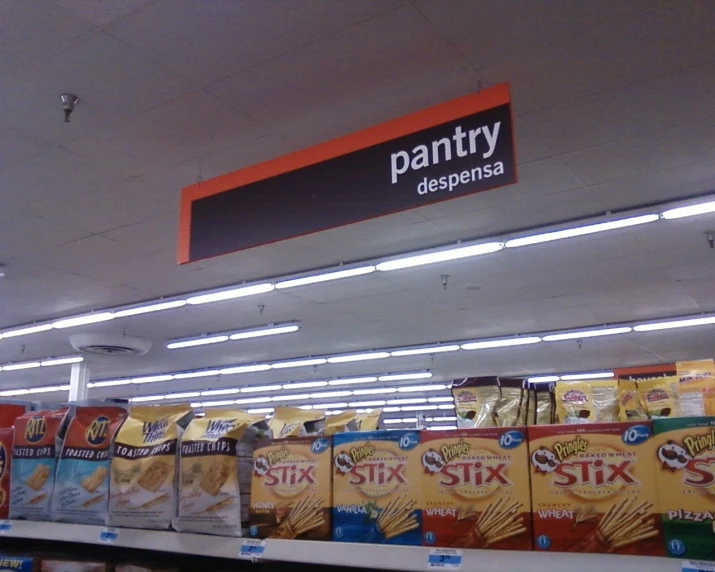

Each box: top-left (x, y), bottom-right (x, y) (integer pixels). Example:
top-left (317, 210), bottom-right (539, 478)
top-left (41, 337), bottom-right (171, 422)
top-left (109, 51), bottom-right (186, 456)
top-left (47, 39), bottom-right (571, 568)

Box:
top-left (0, 429), bottom-right (13, 519)
top-left (0, 555), bottom-right (38, 572)
top-left (10, 408), bottom-right (70, 521)
top-left (528, 421), bottom-right (665, 555)
top-left (249, 436), bottom-right (331, 540)
top-left (109, 404), bottom-right (192, 529)
top-left (332, 430), bottom-right (421, 545)
top-left (653, 416), bottom-right (715, 560)
top-left (52, 406), bottom-right (127, 525)
top-left (420, 427), bottom-right (532, 549)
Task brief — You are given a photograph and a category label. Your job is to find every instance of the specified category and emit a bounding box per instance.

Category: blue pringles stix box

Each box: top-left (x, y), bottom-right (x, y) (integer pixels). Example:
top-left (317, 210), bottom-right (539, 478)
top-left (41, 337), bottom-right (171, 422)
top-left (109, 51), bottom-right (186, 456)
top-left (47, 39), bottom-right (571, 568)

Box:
top-left (0, 554), bottom-right (38, 571)
top-left (332, 430), bottom-right (421, 545)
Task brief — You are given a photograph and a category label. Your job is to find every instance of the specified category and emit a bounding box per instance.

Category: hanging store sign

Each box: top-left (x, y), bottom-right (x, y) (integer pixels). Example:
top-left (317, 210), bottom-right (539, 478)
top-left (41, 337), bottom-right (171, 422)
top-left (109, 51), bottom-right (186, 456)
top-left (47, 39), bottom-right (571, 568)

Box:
top-left (178, 83), bottom-right (516, 264)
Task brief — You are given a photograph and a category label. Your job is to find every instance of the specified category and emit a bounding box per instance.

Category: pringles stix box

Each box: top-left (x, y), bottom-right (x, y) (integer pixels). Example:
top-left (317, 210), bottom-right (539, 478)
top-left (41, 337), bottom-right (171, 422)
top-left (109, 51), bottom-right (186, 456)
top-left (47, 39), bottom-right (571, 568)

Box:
top-left (249, 436), bottom-right (332, 540)
top-left (421, 427), bottom-right (532, 549)
top-left (10, 408), bottom-right (69, 521)
top-left (528, 421), bottom-right (664, 555)
top-left (653, 416), bottom-right (715, 560)
top-left (332, 430), bottom-right (421, 545)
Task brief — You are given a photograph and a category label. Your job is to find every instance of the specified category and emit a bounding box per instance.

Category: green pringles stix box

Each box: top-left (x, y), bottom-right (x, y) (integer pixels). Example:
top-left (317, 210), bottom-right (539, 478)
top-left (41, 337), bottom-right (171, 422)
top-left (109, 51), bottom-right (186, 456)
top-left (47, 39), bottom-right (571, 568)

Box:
top-left (653, 416), bottom-right (715, 560)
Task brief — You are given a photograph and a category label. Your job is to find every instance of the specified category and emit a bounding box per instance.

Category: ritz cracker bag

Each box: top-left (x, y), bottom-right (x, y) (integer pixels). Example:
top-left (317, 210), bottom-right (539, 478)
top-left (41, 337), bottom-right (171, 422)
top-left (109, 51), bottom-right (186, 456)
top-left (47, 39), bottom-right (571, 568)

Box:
top-left (249, 436), bottom-right (332, 540)
top-left (174, 410), bottom-right (263, 536)
top-left (10, 408), bottom-right (70, 521)
top-left (653, 416), bottom-right (715, 560)
top-left (528, 421), bottom-right (665, 555)
top-left (52, 406), bottom-right (127, 525)
top-left (420, 427), bottom-right (532, 550)
top-left (332, 430), bottom-right (422, 545)
top-left (109, 404), bottom-right (192, 529)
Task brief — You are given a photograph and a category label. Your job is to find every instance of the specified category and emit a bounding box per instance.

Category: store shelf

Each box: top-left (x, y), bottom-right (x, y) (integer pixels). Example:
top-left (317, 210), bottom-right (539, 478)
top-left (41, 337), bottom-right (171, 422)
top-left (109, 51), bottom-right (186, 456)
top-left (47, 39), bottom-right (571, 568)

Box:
top-left (0, 520), bottom-right (684, 571)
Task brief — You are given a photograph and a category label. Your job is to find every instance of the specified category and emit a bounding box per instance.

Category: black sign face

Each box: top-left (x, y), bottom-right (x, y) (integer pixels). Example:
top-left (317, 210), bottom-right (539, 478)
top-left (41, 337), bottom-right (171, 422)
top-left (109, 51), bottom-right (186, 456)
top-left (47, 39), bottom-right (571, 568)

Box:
top-left (181, 88), bottom-right (516, 263)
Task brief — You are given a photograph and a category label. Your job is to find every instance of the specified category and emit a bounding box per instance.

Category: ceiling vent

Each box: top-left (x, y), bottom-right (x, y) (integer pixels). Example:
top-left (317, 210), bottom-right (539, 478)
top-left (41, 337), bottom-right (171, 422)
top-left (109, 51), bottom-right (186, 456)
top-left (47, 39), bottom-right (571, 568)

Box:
top-left (69, 333), bottom-right (153, 356)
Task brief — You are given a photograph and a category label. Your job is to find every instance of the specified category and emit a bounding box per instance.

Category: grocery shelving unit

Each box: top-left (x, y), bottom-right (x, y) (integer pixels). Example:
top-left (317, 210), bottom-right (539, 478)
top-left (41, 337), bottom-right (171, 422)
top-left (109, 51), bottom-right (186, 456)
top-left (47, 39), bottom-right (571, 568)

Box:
top-left (0, 520), bottom-right (683, 571)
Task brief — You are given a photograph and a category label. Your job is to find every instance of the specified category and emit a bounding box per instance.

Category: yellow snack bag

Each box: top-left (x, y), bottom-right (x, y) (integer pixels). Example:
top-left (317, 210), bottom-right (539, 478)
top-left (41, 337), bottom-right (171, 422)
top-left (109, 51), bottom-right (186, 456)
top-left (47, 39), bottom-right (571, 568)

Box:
top-left (452, 377), bottom-right (500, 428)
top-left (637, 376), bottom-right (679, 419)
top-left (495, 378), bottom-right (526, 427)
top-left (324, 411), bottom-right (358, 435)
top-left (617, 379), bottom-right (647, 421)
top-left (269, 406), bottom-right (325, 437)
top-left (355, 409), bottom-right (383, 431)
top-left (555, 382), bottom-right (593, 423)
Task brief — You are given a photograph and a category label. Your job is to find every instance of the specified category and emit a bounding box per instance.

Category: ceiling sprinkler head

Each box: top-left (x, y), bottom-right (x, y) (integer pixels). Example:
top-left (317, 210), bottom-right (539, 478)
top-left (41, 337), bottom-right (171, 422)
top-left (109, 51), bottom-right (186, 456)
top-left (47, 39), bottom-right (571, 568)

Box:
top-left (60, 94), bottom-right (79, 123)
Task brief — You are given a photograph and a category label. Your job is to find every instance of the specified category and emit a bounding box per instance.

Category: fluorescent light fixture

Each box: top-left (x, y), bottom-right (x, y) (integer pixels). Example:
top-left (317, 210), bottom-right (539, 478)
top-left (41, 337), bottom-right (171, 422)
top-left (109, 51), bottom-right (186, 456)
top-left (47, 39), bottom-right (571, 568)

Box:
top-left (325, 410), bottom-right (344, 416)
top-left (2, 362), bottom-right (41, 371)
top-left (28, 386), bottom-right (64, 394)
top-left (131, 396), bottom-right (165, 402)
top-left (349, 400), bottom-right (387, 407)
top-left (352, 388), bottom-right (397, 396)
top-left (390, 345), bottom-right (460, 357)
top-left (247, 408), bottom-right (274, 414)
top-left (400, 405), bottom-right (439, 411)
top-left (174, 370), bottom-right (220, 380)
top-left (241, 385), bottom-right (282, 393)
top-left (271, 358), bottom-right (327, 369)
top-left (229, 324), bottom-right (300, 340)
top-left (312, 402), bottom-right (349, 409)
top-left (131, 375), bottom-right (174, 384)
top-left (219, 364), bottom-right (271, 375)
top-left (309, 390), bottom-right (352, 399)
top-left (376, 242), bottom-right (503, 271)
top-left (543, 327), bottom-right (632, 341)
top-left (2, 324), bottom-right (53, 338)
top-left (428, 425), bottom-right (458, 431)
top-left (234, 397), bottom-right (269, 405)
top-left (167, 335), bottom-right (229, 349)
top-left (384, 418), bottom-right (418, 424)
top-left (0, 389), bottom-right (30, 396)
top-left (386, 398), bottom-right (427, 405)
top-left (633, 316), bottom-right (715, 332)
top-left (397, 384), bottom-right (447, 392)
top-left (428, 397), bottom-right (454, 403)
top-left (90, 379), bottom-right (132, 388)
top-left (505, 214), bottom-right (659, 248)
top-left (276, 266), bottom-right (375, 289)
top-left (283, 381), bottom-right (328, 389)
top-left (378, 372), bottom-right (432, 382)
top-left (40, 356), bottom-right (84, 366)
top-left (528, 376), bottom-right (560, 383)
top-left (52, 312), bottom-right (115, 329)
top-left (168, 392), bottom-right (201, 399)
top-left (438, 404), bottom-right (455, 409)
top-left (200, 388), bottom-right (241, 396)
top-left (186, 283), bottom-right (274, 305)
top-left (383, 407), bottom-right (400, 412)
top-left (114, 300), bottom-right (187, 317)
top-left (560, 371), bottom-right (614, 381)
top-left (201, 400), bottom-right (236, 407)
top-left (428, 416), bottom-right (457, 422)
top-left (328, 376), bottom-right (378, 386)
top-left (461, 336), bottom-right (541, 350)
top-left (661, 200), bottom-right (715, 219)
top-left (327, 352), bottom-right (390, 364)
top-left (271, 394), bottom-right (311, 402)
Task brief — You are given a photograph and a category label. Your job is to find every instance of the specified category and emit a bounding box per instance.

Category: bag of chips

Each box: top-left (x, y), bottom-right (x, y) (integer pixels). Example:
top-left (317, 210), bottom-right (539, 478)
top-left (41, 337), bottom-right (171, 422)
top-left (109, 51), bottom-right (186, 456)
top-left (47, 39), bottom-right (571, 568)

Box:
top-left (676, 359), bottom-right (715, 417)
top-left (495, 378), bottom-right (527, 427)
top-left (268, 407), bottom-right (325, 437)
top-left (638, 376), bottom-right (680, 419)
top-left (324, 411), bottom-right (358, 435)
top-left (452, 377), bottom-right (500, 428)
top-left (617, 379), bottom-right (648, 421)
top-left (355, 409), bottom-right (383, 431)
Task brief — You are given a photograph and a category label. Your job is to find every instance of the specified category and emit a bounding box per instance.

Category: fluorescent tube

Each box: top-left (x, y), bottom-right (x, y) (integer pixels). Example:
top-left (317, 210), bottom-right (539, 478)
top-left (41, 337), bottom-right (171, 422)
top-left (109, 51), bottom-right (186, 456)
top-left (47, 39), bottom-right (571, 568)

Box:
top-left (276, 266), bottom-right (375, 289)
top-left (52, 312), bottom-right (115, 329)
top-left (200, 389), bottom-right (241, 396)
top-left (633, 316), bottom-right (715, 331)
top-left (2, 324), bottom-right (53, 338)
top-left (131, 396), bottom-right (165, 402)
top-left (234, 397), bottom-right (269, 405)
top-left (90, 379), bottom-right (132, 388)
top-left (543, 327), bottom-right (632, 341)
top-left (283, 381), bottom-right (328, 389)
top-left (428, 397), bottom-right (454, 403)
top-left (560, 371), bottom-right (614, 381)
top-left (201, 400), bottom-right (236, 407)
top-left (2, 362), bottom-right (41, 371)
top-left (247, 408), bottom-right (274, 414)
top-left (505, 214), bottom-right (659, 248)
top-left (219, 364), bottom-right (271, 375)
top-left (0, 389), bottom-right (30, 396)
top-left (168, 392), bottom-right (201, 399)
top-left (309, 390), bottom-right (352, 399)
top-left (114, 300), bottom-right (187, 317)
top-left (461, 336), bottom-right (541, 350)
top-left (167, 335), bottom-right (229, 349)
top-left (352, 388), bottom-right (397, 395)
top-left (240, 384), bottom-right (282, 393)
top-left (661, 200), bottom-right (715, 219)
top-left (328, 376), bottom-right (378, 386)
top-left (229, 324), bottom-right (300, 340)
top-left (40, 357), bottom-right (84, 366)
top-left (390, 345), bottom-right (460, 357)
top-left (376, 242), bottom-right (502, 271)
top-left (400, 405), bottom-right (439, 411)
top-left (131, 375), bottom-right (174, 384)
top-left (186, 283), bottom-right (274, 305)
top-left (327, 352), bottom-right (390, 364)
top-left (378, 372), bottom-right (432, 381)
top-left (528, 376), bottom-right (560, 383)
top-left (27, 386), bottom-right (64, 394)
top-left (428, 425), bottom-right (458, 431)
top-left (271, 358), bottom-right (327, 369)
top-left (438, 404), bottom-right (455, 409)
top-left (174, 370), bottom-right (220, 379)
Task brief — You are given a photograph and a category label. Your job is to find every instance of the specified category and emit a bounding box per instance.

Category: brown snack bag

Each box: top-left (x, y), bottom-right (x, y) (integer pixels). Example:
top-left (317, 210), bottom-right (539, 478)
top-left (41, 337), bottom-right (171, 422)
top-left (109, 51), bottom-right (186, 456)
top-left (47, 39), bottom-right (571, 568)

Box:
top-left (638, 376), bottom-right (680, 419)
top-left (452, 377), bottom-right (500, 428)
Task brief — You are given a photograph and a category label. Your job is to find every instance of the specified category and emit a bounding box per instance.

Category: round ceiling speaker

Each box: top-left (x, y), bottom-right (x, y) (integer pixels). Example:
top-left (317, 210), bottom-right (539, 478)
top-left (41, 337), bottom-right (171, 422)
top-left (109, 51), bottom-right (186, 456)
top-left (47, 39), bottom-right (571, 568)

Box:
top-left (69, 333), bottom-right (153, 356)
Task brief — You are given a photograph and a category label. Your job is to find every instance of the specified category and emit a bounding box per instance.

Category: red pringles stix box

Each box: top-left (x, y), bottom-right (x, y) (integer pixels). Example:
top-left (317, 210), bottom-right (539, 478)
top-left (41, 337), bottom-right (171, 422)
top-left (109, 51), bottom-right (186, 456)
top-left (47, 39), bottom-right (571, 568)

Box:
top-left (421, 427), bottom-right (532, 549)
top-left (528, 422), bottom-right (665, 555)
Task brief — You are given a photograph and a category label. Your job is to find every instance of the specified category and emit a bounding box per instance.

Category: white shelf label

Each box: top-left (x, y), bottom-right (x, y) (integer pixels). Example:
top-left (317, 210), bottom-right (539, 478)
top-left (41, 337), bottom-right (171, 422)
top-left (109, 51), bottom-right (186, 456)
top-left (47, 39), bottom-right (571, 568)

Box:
top-left (683, 561), bottom-right (715, 572)
top-left (428, 548), bottom-right (462, 569)
top-left (0, 520), bottom-right (11, 535)
top-left (239, 539), bottom-right (266, 560)
top-left (98, 527), bottom-right (119, 544)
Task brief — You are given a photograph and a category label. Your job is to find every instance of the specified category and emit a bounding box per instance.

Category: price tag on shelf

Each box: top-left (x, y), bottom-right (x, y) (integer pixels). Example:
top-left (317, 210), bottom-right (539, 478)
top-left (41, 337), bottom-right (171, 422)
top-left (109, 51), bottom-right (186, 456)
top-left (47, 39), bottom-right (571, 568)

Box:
top-left (239, 539), bottom-right (266, 560)
top-left (683, 561), bottom-right (715, 572)
top-left (98, 527), bottom-right (120, 544)
top-left (0, 520), bottom-right (11, 535)
top-left (427, 548), bottom-right (462, 569)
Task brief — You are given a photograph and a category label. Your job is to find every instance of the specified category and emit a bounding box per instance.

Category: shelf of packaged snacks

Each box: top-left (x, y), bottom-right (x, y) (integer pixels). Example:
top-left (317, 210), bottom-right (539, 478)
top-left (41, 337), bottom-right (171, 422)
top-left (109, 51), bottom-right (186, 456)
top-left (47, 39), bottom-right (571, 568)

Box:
top-left (0, 521), bottom-right (682, 571)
